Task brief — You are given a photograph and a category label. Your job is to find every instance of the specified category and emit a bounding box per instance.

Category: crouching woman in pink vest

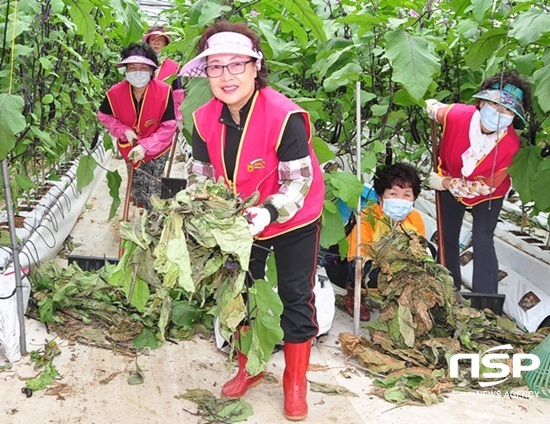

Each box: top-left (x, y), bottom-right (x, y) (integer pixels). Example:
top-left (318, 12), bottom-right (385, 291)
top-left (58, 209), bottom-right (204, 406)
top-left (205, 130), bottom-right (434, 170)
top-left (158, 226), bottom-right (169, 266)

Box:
top-left (180, 21), bottom-right (325, 421)
top-left (97, 42), bottom-right (177, 211)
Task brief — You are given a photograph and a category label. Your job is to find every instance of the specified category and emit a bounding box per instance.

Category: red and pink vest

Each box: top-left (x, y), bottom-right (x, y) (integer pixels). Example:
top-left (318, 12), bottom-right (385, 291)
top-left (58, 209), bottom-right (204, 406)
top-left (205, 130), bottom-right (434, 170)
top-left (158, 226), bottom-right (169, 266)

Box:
top-left (106, 79), bottom-right (172, 167)
top-left (193, 87), bottom-right (325, 239)
top-left (156, 58), bottom-right (180, 83)
top-left (439, 104), bottom-right (520, 206)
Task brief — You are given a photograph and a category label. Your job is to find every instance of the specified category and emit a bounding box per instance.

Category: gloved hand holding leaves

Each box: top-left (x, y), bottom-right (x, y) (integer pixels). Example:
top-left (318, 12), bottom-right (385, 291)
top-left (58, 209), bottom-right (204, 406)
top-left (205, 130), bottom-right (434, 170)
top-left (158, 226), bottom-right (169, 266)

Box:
top-left (129, 145), bottom-right (146, 162)
top-left (244, 206), bottom-right (271, 236)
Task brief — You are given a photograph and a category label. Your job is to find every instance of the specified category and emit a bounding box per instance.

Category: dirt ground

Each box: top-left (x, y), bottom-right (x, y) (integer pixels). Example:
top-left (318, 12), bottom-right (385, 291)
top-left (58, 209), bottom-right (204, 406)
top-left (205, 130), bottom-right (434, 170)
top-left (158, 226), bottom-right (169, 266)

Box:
top-left (2, 155), bottom-right (550, 424)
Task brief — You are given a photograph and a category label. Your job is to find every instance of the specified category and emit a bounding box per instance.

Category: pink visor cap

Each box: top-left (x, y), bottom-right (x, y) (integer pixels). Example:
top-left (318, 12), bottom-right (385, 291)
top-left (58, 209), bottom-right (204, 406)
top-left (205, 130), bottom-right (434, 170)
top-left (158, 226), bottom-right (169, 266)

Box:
top-left (142, 31), bottom-right (172, 44)
top-left (180, 32), bottom-right (263, 77)
top-left (115, 55), bottom-right (158, 69)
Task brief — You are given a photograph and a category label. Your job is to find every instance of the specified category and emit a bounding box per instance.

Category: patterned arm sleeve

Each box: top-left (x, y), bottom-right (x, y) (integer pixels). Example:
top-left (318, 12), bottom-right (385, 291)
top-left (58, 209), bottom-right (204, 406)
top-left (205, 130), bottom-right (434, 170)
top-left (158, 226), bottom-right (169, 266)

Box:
top-left (263, 156), bottom-right (313, 223)
top-left (186, 158), bottom-right (216, 188)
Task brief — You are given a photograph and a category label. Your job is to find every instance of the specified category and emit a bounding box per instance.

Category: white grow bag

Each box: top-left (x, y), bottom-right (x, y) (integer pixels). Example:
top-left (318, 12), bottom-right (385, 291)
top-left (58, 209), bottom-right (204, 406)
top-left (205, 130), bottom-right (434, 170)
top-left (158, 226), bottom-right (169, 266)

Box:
top-left (0, 269), bottom-right (30, 362)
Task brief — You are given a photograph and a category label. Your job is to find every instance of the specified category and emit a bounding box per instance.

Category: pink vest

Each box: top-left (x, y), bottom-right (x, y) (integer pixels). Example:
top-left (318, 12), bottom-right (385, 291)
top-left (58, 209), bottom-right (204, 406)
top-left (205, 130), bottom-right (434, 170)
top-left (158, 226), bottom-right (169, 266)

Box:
top-left (156, 58), bottom-right (180, 82)
top-left (194, 87), bottom-right (325, 239)
top-left (439, 104), bottom-right (520, 206)
top-left (107, 79), bottom-right (172, 167)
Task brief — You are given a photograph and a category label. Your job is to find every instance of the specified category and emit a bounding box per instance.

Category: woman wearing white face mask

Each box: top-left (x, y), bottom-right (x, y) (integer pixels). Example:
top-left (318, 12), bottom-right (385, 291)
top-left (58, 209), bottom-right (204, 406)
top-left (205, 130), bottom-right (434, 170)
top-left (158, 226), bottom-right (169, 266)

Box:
top-left (97, 42), bottom-right (177, 211)
top-left (345, 163), bottom-right (426, 320)
top-left (426, 70), bottom-right (532, 294)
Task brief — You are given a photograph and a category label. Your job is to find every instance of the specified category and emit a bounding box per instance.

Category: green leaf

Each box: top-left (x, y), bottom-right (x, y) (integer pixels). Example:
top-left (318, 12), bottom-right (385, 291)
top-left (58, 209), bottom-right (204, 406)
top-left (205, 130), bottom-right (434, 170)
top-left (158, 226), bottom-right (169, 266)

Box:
top-left (0, 94), bottom-right (26, 160)
top-left (171, 301), bottom-right (205, 328)
top-left (133, 327), bottom-right (159, 349)
top-left (534, 63), bottom-right (550, 113)
top-left (323, 62), bottom-right (362, 93)
top-left (509, 145), bottom-right (543, 203)
top-left (464, 28), bottom-right (507, 71)
top-left (76, 155), bottom-right (97, 191)
top-left (64, 0), bottom-right (96, 47)
top-left (384, 386), bottom-right (406, 403)
top-left (384, 29), bottom-right (440, 101)
top-left (321, 203), bottom-right (346, 248)
top-left (397, 306), bottom-right (415, 347)
top-left (510, 8), bottom-right (550, 47)
top-left (42, 94), bottom-right (54, 104)
top-left (312, 136), bottom-right (335, 164)
top-left (181, 78), bottom-right (213, 140)
top-left (106, 170), bottom-right (122, 221)
top-left (327, 172), bottom-right (364, 207)
top-left (283, 0), bottom-right (327, 43)
top-left (531, 160), bottom-right (550, 212)
top-left (14, 174), bottom-right (37, 192)
top-left (470, 0), bottom-right (493, 23)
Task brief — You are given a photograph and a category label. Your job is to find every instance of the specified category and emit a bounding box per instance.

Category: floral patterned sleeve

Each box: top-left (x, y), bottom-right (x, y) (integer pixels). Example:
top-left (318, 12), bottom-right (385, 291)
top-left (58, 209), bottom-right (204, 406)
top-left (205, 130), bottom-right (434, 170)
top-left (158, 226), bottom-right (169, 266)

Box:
top-left (186, 158), bottom-right (216, 188)
top-left (263, 156), bottom-right (313, 223)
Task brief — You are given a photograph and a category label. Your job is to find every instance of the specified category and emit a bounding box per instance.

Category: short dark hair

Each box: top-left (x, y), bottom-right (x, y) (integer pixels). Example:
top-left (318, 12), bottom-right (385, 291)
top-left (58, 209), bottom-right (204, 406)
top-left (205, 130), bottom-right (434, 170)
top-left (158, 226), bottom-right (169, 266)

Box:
top-left (196, 20), bottom-right (268, 89)
top-left (373, 162), bottom-right (421, 199)
top-left (120, 42), bottom-right (159, 68)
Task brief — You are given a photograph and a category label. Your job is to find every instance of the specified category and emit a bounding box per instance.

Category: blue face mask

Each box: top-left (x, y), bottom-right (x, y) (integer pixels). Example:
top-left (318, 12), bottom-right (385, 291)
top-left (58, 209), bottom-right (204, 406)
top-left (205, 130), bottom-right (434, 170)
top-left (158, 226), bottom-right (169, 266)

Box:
top-left (479, 103), bottom-right (514, 132)
top-left (382, 198), bottom-right (414, 222)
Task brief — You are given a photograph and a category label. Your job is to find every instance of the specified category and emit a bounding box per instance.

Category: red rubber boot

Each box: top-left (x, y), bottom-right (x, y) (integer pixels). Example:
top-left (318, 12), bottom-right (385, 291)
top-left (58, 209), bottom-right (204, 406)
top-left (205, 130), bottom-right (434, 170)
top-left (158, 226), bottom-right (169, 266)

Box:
top-left (221, 349), bottom-right (264, 398)
top-left (283, 340), bottom-right (312, 421)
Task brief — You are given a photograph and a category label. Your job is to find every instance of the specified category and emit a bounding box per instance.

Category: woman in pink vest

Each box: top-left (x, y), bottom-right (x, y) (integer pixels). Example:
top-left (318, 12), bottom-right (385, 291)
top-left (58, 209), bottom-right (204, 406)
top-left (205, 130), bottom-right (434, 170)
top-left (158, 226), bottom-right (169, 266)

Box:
top-left (97, 42), bottom-right (177, 211)
top-left (142, 26), bottom-right (185, 131)
top-left (427, 70), bottom-right (532, 294)
top-left (180, 21), bottom-right (324, 421)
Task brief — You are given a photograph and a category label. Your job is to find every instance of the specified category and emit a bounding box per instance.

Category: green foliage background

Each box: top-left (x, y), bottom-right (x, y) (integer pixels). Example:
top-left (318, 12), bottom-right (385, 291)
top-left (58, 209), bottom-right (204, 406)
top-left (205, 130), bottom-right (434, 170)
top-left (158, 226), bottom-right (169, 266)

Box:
top-left (2, 0), bottom-right (550, 245)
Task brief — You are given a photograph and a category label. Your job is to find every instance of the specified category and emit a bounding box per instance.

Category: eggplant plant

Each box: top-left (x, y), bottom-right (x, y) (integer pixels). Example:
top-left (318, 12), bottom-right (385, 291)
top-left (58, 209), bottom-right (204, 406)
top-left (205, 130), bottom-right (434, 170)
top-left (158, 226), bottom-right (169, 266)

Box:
top-left (2, 0), bottom-right (550, 248)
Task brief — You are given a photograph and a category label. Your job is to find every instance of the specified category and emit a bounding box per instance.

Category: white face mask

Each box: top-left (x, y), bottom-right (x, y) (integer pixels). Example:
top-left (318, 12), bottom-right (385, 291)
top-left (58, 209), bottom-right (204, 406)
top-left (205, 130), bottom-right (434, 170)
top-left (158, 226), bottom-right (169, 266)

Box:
top-left (126, 71), bottom-right (151, 88)
top-left (479, 103), bottom-right (514, 132)
top-left (382, 198), bottom-right (414, 222)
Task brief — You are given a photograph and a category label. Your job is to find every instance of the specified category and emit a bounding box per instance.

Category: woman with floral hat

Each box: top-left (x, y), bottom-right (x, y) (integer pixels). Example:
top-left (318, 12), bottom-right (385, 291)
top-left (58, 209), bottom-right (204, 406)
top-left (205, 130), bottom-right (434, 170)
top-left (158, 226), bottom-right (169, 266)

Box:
top-left (180, 20), bottom-right (324, 421)
top-left (97, 42), bottom-right (177, 211)
top-left (427, 70), bottom-right (532, 294)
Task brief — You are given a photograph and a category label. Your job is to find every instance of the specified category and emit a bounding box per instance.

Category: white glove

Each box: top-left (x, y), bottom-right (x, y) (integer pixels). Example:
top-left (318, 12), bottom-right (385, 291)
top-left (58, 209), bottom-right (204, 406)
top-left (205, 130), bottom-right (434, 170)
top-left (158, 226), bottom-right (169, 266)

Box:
top-left (124, 128), bottom-right (138, 144)
top-left (429, 171), bottom-right (447, 191)
top-left (176, 120), bottom-right (184, 132)
top-left (245, 207), bottom-right (271, 236)
top-left (425, 98), bottom-right (445, 120)
top-left (128, 144), bottom-right (146, 162)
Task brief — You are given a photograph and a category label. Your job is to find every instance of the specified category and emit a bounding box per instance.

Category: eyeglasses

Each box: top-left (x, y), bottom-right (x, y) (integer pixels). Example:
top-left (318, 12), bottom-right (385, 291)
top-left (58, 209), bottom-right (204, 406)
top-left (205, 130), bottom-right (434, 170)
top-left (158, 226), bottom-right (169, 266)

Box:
top-left (204, 60), bottom-right (252, 78)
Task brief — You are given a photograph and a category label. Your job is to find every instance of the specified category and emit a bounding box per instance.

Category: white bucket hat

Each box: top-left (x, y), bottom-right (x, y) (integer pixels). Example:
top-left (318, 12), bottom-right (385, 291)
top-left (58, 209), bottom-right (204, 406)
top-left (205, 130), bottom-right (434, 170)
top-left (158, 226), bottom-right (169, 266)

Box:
top-left (180, 31), bottom-right (263, 77)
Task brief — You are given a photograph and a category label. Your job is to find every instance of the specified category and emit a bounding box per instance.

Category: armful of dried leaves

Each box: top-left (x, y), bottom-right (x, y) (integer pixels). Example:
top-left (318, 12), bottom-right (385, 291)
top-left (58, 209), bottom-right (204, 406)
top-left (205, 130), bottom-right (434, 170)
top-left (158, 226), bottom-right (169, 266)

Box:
top-left (29, 179), bottom-right (283, 379)
top-left (338, 230), bottom-right (548, 405)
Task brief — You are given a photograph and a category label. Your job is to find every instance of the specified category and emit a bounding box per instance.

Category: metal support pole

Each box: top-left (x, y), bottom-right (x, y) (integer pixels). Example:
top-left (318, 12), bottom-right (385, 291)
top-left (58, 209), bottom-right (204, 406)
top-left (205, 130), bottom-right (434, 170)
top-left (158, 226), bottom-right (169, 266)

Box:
top-left (1, 159), bottom-right (27, 355)
top-left (353, 82), bottom-right (362, 336)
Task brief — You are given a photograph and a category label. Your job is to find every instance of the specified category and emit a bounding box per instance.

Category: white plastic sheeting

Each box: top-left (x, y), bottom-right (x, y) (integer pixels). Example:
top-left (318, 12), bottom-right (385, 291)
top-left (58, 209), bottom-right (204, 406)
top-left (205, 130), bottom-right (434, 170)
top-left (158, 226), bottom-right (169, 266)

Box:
top-left (0, 143), bottom-right (112, 362)
top-left (0, 143), bottom-right (112, 272)
top-left (0, 270), bottom-right (30, 362)
top-left (415, 193), bottom-right (550, 332)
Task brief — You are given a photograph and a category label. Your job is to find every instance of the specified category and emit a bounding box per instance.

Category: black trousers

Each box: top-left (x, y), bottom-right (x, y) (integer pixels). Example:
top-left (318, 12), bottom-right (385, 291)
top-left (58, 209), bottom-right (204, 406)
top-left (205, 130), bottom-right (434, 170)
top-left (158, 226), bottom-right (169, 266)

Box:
top-left (440, 191), bottom-right (503, 294)
top-left (249, 219), bottom-right (320, 343)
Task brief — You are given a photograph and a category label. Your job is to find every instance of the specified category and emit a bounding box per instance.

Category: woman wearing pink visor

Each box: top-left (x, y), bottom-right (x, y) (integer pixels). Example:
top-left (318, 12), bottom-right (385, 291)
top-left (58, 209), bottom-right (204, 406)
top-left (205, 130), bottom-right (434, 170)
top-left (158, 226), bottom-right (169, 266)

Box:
top-left (181, 21), bottom-right (324, 421)
top-left (143, 26), bottom-right (184, 131)
top-left (97, 42), bottom-right (177, 211)
top-left (427, 70), bottom-right (532, 295)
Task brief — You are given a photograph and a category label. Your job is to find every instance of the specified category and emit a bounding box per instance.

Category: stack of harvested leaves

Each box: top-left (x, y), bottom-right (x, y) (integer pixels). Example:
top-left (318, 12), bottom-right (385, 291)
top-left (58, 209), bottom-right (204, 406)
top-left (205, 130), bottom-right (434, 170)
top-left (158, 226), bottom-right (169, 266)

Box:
top-left (30, 179), bottom-right (283, 375)
top-left (339, 230), bottom-right (547, 405)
